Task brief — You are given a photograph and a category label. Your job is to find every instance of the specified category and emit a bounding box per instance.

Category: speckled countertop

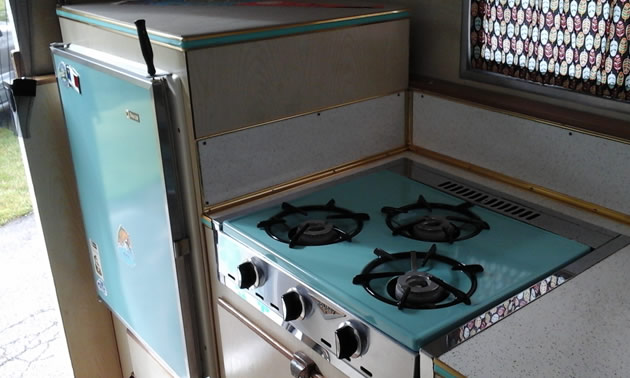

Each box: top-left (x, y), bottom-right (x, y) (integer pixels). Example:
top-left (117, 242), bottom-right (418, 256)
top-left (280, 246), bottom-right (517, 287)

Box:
top-left (405, 153), bottom-right (630, 378)
top-left (441, 244), bottom-right (630, 377)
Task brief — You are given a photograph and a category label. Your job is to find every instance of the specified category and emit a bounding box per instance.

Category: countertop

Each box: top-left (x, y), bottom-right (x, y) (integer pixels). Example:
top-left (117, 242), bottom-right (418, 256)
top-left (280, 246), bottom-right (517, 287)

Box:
top-left (404, 153), bottom-right (630, 377)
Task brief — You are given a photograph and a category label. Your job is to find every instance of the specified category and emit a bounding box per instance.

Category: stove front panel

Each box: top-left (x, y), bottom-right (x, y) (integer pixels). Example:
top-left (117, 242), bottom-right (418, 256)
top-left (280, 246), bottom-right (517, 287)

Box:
top-left (215, 230), bottom-right (419, 378)
top-left (222, 168), bottom-right (591, 351)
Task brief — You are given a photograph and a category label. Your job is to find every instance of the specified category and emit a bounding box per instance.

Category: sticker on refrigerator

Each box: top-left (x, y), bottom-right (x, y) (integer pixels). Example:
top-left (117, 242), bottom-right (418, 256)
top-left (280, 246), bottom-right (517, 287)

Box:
top-left (96, 278), bottom-right (108, 296)
top-left (56, 61), bottom-right (81, 94)
top-left (89, 239), bottom-right (104, 280)
top-left (117, 225), bottom-right (136, 267)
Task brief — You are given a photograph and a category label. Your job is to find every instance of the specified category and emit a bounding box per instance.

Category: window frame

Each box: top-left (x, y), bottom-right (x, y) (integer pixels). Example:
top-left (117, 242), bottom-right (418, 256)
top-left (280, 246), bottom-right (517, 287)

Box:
top-left (459, 0), bottom-right (630, 120)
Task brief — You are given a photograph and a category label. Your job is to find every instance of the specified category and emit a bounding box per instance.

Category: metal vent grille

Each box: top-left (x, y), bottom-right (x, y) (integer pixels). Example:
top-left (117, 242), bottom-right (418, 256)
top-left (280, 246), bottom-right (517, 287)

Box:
top-left (437, 181), bottom-right (541, 221)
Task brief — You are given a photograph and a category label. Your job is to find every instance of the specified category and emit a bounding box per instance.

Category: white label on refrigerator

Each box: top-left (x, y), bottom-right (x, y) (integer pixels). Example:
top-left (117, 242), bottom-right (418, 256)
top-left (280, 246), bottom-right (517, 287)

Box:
top-left (90, 239), bottom-right (104, 281)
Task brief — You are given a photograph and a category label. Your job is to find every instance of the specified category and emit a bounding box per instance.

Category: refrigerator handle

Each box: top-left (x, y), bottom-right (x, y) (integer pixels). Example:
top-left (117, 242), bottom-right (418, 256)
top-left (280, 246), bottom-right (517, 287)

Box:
top-left (134, 19), bottom-right (156, 77)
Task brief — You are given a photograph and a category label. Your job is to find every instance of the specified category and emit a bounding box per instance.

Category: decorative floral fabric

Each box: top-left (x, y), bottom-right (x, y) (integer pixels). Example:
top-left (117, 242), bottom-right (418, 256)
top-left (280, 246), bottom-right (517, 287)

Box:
top-left (470, 0), bottom-right (630, 102)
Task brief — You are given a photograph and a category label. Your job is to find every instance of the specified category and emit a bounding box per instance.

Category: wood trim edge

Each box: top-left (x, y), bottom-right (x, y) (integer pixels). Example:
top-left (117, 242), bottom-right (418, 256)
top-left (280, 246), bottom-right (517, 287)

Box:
top-left (35, 75), bottom-right (57, 85)
top-left (410, 145), bottom-right (630, 225)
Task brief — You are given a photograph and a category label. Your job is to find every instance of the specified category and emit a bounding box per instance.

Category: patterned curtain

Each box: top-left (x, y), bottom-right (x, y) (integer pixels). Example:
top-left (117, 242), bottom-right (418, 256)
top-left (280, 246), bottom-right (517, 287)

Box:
top-left (470, 0), bottom-right (630, 102)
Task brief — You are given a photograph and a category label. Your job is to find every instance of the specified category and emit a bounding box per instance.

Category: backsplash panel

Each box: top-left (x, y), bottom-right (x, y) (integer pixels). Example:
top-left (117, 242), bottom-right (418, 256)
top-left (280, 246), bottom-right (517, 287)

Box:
top-left (199, 93), bottom-right (405, 206)
top-left (412, 92), bottom-right (630, 215)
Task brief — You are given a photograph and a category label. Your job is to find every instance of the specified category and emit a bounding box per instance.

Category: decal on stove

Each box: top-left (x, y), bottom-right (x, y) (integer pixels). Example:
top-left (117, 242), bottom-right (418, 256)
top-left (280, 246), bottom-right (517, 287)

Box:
top-left (315, 299), bottom-right (345, 320)
top-left (451, 273), bottom-right (571, 345)
top-left (89, 239), bottom-right (104, 280)
top-left (116, 225), bottom-right (136, 267)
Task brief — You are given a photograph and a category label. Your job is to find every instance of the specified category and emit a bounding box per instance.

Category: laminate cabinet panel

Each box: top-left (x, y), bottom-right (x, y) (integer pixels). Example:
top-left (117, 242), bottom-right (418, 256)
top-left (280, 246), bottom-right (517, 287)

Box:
top-left (217, 304), bottom-right (293, 378)
top-left (188, 20), bottom-right (409, 138)
top-left (198, 93), bottom-right (405, 207)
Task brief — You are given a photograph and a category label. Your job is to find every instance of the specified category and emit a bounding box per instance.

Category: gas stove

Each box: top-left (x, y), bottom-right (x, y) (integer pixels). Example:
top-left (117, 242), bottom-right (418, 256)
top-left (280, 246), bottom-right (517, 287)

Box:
top-left (208, 158), bottom-right (628, 377)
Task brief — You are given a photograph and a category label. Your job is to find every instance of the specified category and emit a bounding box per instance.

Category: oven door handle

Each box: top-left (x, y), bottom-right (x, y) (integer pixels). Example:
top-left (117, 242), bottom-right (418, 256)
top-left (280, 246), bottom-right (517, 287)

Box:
top-left (217, 298), bottom-right (325, 378)
top-left (290, 351), bottom-right (324, 378)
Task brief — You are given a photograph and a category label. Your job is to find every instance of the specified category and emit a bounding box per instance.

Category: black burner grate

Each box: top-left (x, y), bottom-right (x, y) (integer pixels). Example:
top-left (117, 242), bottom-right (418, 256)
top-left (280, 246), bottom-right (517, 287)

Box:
top-left (257, 199), bottom-right (369, 248)
top-left (352, 245), bottom-right (484, 310)
top-left (381, 195), bottom-right (490, 243)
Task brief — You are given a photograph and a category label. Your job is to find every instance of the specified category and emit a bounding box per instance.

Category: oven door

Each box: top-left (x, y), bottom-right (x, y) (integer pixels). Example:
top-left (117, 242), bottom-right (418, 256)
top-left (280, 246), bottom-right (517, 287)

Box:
top-left (218, 297), bottom-right (324, 378)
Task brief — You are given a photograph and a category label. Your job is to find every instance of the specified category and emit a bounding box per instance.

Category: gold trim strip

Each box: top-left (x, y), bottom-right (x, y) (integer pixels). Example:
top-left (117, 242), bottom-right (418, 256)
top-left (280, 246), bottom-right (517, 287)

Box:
top-left (410, 145), bottom-right (630, 225)
top-left (195, 90), bottom-right (406, 141)
top-left (184, 9), bottom-right (409, 42)
top-left (204, 146), bottom-right (407, 214)
top-left (410, 88), bottom-right (630, 146)
top-left (434, 359), bottom-right (466, 378)
top-left (405, 89), bottom-right (413, 146)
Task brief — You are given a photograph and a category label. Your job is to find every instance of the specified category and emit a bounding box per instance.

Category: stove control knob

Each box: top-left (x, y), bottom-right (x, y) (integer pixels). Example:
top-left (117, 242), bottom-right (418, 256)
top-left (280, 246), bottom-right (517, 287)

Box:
top-left (335, 322), bottom-right (365, 360)
top-left (237, 261), bottom-right (263, 289)
top-left (282, 289), bottom-right (308, 321)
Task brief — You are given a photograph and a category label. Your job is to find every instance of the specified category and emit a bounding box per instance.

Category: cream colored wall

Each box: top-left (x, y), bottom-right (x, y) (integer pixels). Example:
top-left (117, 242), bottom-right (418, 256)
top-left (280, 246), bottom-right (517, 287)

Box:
top-left (19, 81), bottom-right (122, 377)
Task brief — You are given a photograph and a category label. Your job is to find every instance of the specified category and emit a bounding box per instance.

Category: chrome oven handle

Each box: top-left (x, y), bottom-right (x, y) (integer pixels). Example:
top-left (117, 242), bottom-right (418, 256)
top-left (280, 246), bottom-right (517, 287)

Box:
top-left (290, 351), bottom-right (324, 378)
top-left (218, 298), bottom-right (325, 377)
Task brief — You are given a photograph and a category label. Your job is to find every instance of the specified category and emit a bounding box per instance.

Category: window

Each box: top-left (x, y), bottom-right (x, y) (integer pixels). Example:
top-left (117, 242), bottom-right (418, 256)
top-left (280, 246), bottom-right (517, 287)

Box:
top-left (462, 0), bottom-right (630, 114)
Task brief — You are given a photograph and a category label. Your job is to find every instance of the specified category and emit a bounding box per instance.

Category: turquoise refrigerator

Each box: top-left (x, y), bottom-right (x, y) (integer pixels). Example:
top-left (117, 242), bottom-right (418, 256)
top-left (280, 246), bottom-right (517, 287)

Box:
top-left (51, 43), bottom-right (195, 378)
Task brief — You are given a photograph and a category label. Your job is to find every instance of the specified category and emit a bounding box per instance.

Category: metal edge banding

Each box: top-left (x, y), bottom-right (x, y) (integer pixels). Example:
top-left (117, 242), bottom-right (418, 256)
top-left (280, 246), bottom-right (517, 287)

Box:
top-left (409, 87), bottom-right (630, 146)
top-left (409, 146), bottom-right (630, 225)
top-left (57, 7), bottom-right (408, 50)
top-left (152, 79), bottom-right (199, 377)
top-left (57, 16), bottom-right (185, 51)
top-left (434, 359), bottom-right (465, 378)
top-left (50, 44), bottom-right (158, 89)
top-left (203, 146), bottom-right (407, 214)
top-left (195, 91), bottom-right (406, 141)
top-left (217, 297), bottom-right (293, 360)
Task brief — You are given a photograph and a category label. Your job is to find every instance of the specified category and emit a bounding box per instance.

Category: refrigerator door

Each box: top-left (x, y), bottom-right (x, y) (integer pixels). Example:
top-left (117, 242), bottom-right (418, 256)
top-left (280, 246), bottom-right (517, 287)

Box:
top-left (51, 44), bottom-right (191, 378)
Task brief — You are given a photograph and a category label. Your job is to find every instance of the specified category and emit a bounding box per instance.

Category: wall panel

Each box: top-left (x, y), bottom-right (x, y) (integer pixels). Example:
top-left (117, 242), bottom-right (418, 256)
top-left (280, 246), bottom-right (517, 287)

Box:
top-left (412, 92), bottom-right (630, 215)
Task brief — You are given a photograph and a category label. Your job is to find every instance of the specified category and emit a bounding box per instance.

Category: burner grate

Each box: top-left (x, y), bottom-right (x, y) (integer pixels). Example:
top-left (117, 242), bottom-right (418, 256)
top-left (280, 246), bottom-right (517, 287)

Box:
top-left (352, 246), bottom-right (484, 310)
top-left (381, 195), bottom-right (489, 243)
top-left (257, 199), bottom-right (369, 248)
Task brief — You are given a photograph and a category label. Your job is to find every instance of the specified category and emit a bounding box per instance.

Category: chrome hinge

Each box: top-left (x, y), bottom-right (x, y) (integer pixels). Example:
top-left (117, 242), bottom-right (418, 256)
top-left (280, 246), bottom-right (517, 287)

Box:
top-left (173, 238), bottom-right (191, 258)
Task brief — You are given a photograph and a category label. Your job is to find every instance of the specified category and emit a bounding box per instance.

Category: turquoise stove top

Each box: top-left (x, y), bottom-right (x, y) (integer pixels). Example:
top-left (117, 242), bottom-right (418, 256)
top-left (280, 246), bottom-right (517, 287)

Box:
top-left (222, 168), bottom-right (591, 351)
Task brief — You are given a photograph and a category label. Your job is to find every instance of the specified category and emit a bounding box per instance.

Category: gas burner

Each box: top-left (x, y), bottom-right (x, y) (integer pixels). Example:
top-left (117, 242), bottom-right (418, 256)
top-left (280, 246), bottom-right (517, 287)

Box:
top-left (352, 245), bottom-right (484, 309)
top-left (257, 199), bottom-right (370, 248)
top-left (381, 195), bottom-right (490, 243)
